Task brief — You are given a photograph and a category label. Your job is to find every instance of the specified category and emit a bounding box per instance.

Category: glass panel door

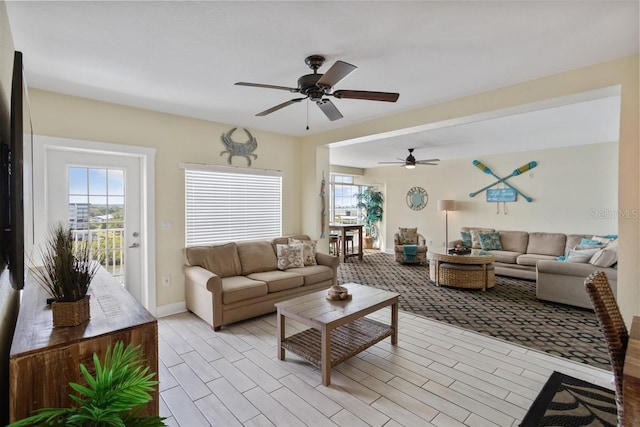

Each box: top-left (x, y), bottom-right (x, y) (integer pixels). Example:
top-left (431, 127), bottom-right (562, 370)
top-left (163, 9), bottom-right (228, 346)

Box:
top-left (68, 167), bottom-right (126, 284)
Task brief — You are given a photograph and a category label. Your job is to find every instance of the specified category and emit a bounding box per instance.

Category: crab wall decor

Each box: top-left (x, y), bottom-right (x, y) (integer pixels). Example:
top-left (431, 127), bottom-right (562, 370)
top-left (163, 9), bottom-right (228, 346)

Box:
top-left (220, 127), bottom-right (258, 166)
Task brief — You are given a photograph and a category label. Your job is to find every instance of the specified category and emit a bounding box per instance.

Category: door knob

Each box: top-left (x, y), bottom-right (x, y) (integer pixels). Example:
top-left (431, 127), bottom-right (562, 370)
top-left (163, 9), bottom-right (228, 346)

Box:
top-left (129, 242), bottom-right (140, 248)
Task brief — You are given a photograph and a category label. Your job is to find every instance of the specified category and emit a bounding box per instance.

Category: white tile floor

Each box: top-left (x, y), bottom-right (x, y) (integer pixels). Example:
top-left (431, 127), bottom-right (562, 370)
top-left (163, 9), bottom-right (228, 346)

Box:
top-left (158, 309), bottom-right (613, 427)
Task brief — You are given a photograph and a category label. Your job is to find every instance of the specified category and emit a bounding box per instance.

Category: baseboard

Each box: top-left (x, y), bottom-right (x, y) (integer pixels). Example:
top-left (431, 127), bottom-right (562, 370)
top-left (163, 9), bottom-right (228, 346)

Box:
top-left (156, 301), bottom-right (187, 318)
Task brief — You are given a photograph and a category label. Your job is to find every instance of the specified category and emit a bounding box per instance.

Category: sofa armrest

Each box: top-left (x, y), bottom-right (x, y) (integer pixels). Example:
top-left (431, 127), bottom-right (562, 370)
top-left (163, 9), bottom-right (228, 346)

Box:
top-left (316, 251), bottom-right (338, 268)
top-left (418, 234), bottom-right (426, 246)
top-left (449, 239), bottom-right (463, 248)
top-left (184, 265), bottom-right (224, 329)
top-left (536, 260), bottom-right (617, 281)
top-left (184, 265), bottom-right (223, 293)
top-left (316, 252), bottom-right (339, 286)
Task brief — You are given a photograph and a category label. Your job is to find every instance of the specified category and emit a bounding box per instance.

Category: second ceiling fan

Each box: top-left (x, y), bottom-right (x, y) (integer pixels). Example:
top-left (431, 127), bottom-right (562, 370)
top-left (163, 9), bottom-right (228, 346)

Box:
top-left (235, 55), bottom-right (400, 121)
top-left (379, 148), bottom-right (440, 169)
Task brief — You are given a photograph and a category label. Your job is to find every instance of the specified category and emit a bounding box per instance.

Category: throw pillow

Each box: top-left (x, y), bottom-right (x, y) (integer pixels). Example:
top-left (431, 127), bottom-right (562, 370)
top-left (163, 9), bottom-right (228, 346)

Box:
top-left (470, 228), bottom-right (493, 249)
top-left (591, 235), bottom-right (612, 245)
top-left (398, 227), bottom-right (418, 245)
top-left (479, 232), bottom-right (502, 250)
top-left (288, 238), bottom-right (318, 266)
top-left (566, 248), bottom-right (600, 263)
top-left (589, 239), bottom-right (619, 268)
top-left (276, 244), bottom-right (304, 270)
top-left (573, 244), bottom-right (604, 251)
top-left (460, 231), bottom-right (472, 248)
top-left (580, 238), bottom-right (603, 247)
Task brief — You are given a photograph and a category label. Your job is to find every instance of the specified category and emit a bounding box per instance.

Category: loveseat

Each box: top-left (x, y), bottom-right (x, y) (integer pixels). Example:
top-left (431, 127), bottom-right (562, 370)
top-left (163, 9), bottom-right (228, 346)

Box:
top-left (183, 235), bottom-right (339, 330)
top-left (450, 227), bottom-right (617, 309)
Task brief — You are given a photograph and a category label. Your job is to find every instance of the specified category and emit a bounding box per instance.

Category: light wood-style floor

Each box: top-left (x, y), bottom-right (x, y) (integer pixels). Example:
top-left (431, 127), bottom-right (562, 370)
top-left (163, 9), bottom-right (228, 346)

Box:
top-left (158, 309), bottom-right (613, 427)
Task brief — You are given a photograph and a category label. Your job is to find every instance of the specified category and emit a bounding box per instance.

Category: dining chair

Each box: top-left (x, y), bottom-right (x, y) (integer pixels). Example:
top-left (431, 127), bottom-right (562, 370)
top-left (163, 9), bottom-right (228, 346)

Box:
top-left (584, 270), bottom-right (629, 425)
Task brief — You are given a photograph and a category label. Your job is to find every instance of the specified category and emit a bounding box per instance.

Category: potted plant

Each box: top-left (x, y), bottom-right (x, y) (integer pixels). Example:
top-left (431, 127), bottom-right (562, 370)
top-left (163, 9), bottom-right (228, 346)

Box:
top-left (8, 341), bottom-right (165, 427)
top-left (355, 187), bottom-right (384, 249)
top-left (31, 222), bottom-right (100, 327)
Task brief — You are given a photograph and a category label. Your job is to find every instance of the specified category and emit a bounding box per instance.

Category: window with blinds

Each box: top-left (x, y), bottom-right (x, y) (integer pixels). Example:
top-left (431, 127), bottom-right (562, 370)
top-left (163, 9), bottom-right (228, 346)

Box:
top-left (183, 163), bottom-right (282, 246)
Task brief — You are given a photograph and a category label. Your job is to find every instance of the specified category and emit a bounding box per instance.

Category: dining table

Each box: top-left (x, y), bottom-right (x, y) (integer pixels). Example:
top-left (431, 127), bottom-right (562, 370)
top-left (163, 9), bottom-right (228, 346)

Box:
top-left (329, 223), bottom-right (363, 262)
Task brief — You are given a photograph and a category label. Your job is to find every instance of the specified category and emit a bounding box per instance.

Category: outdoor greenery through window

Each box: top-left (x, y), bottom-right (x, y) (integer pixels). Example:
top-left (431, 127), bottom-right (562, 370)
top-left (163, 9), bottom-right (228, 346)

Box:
top-left (183, 163), bottom-right (282, 246)
top-left (68, 167), bottom-right (125, 282)
top-left (330, 174), bottom-right (368, 224)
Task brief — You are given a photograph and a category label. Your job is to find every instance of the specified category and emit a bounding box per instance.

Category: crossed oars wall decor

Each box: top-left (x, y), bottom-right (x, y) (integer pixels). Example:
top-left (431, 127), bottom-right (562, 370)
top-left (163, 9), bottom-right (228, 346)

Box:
top-left (469, 160), bottom-right (537, 203)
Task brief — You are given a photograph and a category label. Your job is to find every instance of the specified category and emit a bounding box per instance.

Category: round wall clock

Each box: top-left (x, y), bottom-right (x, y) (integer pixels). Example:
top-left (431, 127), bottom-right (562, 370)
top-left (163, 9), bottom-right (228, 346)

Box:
top-left (406, 186), bottom-right (428, 210)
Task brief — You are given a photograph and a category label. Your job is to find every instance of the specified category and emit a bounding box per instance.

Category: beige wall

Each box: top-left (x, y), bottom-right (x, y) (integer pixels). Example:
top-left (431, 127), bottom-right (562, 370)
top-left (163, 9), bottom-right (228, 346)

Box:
top-left (0, 2), bottom-right (20, 422)
top-left (362, 142), bottom-right (618, 251)
top-left (305, 55), bottom-right (639, 323)
top-left (27, 89), bottom-right (303, 308)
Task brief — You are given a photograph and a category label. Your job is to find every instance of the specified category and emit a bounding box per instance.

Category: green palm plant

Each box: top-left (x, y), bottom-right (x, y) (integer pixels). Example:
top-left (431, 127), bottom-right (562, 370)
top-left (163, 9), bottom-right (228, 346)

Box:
top-left (8, 341), bottom-right (165, 427)
top-left (354, 187), bottom-right (384, 241)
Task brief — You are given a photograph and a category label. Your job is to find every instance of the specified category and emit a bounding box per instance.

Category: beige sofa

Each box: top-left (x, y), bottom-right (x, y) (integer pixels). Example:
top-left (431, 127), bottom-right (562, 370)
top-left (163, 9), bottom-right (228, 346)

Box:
top-left (451, 227), bottom-right (617, 309)
top-left (183, 235), bottom-right (339, 330)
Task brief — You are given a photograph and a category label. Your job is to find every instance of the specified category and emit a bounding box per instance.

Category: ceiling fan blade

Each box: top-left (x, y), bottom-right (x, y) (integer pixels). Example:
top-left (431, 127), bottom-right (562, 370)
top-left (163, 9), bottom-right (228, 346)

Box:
top-left (332, 90), bottom-right (399, 102)
top-left (256, 98), bottom-right (306, 116)
top-left (316, 60), bottom-right (357, 89)
top-left (316, 99), bottom-right (343, 121)
top-left (378, 161), bottom-right (405, 164)
top-left (418, 163), bottom-right (439, 166)
top-left (235, 82), bottom-right (299, 93)
top-left (417, 159), bottom-right (440, 163)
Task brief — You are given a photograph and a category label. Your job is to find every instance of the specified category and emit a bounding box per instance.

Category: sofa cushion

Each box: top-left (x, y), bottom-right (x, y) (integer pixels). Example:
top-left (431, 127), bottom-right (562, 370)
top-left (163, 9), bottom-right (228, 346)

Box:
top-left (526, 232), bottom-right (566, 256)
top-left (276, 243), bottom-right (304, 270)
top-left (247, 270), bottom-right (304, 293)
top-left (288, 238), bottom-right (318, 266)
top-left (516, 253), bottom-right (557, 267)
top-left (185, 243), bottom-right (242, 278)
top-left (287, 265), bottom-right (334, 286)
top-left (272, 234), bottom-right (311, 247)
top-left (238, 240), bottom-right (278, 275)
top-left (398, 227), bottom-right (418, 244)
top-left (487, 250), bottom-right (521, 264)
top-left (497, 231), bottom-right (529, 253)
top-left (221, 276), bottom-right (268, 304)
top-left (479, 232), bottom-right (502, 250)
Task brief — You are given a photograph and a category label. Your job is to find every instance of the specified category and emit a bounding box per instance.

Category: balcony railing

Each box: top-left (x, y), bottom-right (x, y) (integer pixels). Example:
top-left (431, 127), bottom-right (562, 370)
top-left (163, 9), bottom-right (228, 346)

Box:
top-left (71, 228), bottom-right (125, 284)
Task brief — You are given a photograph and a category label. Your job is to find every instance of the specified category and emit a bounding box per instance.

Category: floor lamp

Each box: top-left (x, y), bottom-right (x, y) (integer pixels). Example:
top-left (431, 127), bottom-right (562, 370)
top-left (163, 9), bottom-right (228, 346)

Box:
top-left (438, 200), bottom-right (456, 250)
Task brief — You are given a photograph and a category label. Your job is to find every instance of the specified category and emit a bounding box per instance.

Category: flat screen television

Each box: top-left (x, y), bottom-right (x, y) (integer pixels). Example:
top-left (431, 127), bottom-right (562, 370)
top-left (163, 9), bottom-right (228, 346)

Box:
top-left (2, 51), bottom-right (33, 290)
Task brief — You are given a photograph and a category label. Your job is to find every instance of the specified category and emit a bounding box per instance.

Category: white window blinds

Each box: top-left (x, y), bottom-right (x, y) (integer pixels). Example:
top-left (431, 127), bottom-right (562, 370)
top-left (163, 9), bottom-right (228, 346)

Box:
top-left (183, 163), bottom-right (282, 246)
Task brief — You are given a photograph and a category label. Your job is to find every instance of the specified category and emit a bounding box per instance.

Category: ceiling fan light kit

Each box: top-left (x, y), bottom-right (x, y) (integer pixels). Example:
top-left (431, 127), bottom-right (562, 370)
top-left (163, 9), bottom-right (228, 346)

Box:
top-left (235, 55), bottom-right (400, 122)
top-left (378, 148), bottom-right (440, 169)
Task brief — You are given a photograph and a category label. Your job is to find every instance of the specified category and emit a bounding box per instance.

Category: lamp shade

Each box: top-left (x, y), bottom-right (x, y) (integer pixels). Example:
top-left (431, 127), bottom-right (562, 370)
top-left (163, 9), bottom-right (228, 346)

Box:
top-left (438, 199), bottom-right (456, 211)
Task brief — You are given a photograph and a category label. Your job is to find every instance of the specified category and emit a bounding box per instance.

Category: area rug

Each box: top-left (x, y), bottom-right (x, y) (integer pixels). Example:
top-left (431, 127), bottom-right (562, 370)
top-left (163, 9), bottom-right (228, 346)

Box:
top-left (337, 250), bottom-right (611, 370)
top-left (520, 371), bottom-right (617, 426)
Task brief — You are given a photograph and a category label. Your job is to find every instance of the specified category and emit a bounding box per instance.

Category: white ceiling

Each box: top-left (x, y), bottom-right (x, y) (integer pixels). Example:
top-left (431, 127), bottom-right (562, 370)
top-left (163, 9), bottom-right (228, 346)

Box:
top-left (6, 1), bottom-right (638, 168)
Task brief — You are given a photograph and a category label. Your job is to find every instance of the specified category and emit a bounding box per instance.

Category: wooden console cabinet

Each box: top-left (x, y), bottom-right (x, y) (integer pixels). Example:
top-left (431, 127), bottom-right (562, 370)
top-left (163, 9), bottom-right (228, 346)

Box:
top-left (9, 268), bottom-right (158, 422)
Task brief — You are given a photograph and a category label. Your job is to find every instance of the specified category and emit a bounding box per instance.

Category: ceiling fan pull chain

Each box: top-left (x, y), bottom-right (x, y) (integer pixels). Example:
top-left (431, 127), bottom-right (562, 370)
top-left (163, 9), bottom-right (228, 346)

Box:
top-left (306, 99), bottom-right (310, 130)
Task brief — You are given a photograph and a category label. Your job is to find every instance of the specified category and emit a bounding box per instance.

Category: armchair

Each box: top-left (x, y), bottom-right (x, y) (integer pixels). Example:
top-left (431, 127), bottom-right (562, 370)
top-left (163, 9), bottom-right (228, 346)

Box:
top-left (394, 227), bottom-right (428, 264)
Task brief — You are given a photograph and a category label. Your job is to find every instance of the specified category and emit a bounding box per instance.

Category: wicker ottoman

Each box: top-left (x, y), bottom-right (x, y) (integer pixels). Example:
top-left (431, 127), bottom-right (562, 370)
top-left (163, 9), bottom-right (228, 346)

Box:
top-left (438, 262), bottom-right (495, 290)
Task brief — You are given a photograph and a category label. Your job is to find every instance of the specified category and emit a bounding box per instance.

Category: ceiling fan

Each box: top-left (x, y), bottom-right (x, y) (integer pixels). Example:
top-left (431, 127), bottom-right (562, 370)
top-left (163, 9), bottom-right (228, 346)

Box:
top-left (378, 148), bottom-right (440, 169)
top-left (235, 55), bottom-right (399, 121)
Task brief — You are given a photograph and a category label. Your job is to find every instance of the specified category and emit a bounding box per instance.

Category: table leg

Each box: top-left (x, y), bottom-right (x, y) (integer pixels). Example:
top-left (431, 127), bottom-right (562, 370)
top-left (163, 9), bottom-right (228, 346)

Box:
top-left (391, 300), bottom-right (398, 345)
top-left (482, 264), bottom-right (487, 292)
top-left (321, 325), bottom-right (331, 386)
top-left (358, 227), bottom-right (363, 260)
top-left (341, 229), bottom-right (347, 263)
top-left (277, 310), bottom-right (285, 360)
